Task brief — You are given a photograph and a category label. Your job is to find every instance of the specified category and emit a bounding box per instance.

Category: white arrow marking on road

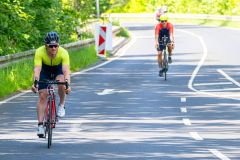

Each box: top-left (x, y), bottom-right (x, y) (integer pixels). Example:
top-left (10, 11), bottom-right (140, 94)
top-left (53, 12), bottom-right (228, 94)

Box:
top-left (114, 90), bottom-right (132, 93)
top-left (96, 89), bottom-right (132, 95)
top-left (96, 89), bottom-right (115, 95)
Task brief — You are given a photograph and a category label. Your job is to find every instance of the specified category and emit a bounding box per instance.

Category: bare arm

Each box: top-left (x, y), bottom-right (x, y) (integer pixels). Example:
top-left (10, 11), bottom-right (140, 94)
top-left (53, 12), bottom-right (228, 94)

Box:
top-left (62, 65), bottom-right (71, 93)
top-left (31, 66), bottom-right (41, 93)
top-left (33, 66), bottom-right (42, 81)
top-left (62, 65), bottom-right (71, 83)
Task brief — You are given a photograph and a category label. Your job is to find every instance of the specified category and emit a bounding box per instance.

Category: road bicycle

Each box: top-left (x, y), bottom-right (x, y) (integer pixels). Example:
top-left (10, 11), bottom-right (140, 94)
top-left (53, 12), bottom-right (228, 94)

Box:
top-left (161, 35), bottom-right (169, 81)
top-left (35, 80), bottom-right (68, 148)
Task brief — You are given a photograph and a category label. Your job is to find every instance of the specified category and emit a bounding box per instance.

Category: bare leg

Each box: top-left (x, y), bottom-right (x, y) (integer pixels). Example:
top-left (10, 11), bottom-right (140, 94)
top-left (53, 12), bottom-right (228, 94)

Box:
top-left (157, 51), bottom-right (163, 69)
top-left (37, 90), bottom-right (48, 123)
top-left (56, 75), bottom-right (65, 105)
top-left (168, 44), bottom-right (173, 56)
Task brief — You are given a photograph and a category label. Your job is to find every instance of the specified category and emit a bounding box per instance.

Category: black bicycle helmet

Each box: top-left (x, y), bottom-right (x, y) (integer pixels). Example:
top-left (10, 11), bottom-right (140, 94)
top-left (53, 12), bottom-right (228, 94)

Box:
top-left (44, 31), bottom-right (59, 44)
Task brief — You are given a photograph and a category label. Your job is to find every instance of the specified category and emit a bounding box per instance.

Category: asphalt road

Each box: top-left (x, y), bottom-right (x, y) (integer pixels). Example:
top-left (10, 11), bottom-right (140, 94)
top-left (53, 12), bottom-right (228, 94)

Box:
top-left (0, 23), bottom-right (240, 160)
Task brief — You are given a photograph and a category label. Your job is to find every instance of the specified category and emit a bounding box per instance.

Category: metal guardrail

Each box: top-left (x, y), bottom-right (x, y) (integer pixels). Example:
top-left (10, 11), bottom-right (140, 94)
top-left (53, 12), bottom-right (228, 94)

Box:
top-left (110, 13), bottom-right (240, 21)
top-left (0, 26), bottom-right (121, 66)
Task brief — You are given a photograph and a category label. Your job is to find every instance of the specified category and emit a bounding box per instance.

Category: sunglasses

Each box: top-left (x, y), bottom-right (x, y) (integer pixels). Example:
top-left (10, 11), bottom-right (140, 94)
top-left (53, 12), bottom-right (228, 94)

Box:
top-left (161, 20), bottom-right (167, 23)
top-left (47, 44), bottom-right (59, 48)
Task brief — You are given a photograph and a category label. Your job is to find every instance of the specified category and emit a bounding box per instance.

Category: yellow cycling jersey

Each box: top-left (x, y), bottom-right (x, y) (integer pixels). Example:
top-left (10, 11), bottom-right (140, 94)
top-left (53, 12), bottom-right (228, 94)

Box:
top-left (34, 45), bottom-right (69, 67)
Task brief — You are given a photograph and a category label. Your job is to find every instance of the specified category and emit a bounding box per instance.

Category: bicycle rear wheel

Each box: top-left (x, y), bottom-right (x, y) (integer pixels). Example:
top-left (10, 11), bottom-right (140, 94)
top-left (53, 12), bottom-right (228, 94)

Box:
top-left (164, 70), bottom-right (167, 80)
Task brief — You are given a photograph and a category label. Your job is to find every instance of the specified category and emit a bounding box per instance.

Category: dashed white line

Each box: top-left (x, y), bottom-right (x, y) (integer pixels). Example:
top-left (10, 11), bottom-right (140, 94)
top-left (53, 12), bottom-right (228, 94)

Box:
top-left (180, 107), bottom-right (187, 113)
top-left (209, 149), bottom-right (231, 160)
top-left (181, 97), bottom-right (186, 102)
top-left (182, 118), bottom-right (191, 125)
top-left (189, 132), bottom-right (203, 140)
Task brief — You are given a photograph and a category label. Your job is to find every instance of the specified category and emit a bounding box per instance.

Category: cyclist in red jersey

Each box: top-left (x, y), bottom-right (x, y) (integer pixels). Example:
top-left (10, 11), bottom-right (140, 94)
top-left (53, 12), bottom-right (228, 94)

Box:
top-left (154, 14), bottom-right (174, 76)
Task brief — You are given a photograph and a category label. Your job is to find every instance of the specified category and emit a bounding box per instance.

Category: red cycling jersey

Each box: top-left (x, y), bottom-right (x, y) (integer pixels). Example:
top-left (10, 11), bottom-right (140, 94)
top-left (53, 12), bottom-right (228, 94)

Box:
top-left (155, 22), bottom-right (173, 37)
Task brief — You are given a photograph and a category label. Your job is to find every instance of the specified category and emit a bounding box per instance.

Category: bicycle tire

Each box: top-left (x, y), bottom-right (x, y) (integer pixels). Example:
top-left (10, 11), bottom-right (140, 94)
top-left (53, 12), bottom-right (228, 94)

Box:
top-left (163, 50), bottom-right (168, 81)
top-left (164, 70), bottom-right (167, 80)
top-left (47, 98), bottom-right (52, 148)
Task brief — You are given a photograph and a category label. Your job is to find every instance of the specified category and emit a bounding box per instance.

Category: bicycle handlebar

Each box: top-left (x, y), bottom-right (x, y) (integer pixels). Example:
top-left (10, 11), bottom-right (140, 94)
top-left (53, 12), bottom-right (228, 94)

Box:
top-left (35, 80), bottom-right (69, 90)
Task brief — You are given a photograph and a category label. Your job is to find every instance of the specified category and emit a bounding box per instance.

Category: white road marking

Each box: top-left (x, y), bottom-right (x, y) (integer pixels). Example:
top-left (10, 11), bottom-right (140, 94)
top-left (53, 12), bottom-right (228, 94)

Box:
top-left (193, 82), bottom-right (233, 86)
top-left (200, 88), bottom-right (240, 92)
top-left (180, 29), bottom-right (240, 101)
top-left (96, 89), bottom-right (115, 95)
top-left (0, 90), bottom-right (31, 105)
top-left (209, 149), bottom-right (231, 160)
top-left (217, 69), bottom-right (240, 87)
top-left (189, 132), bottom-right (203, 140)
top-left (182, 118), bottom-right (191, 125)
top-left (181, 97), bottom-right (186, 102)
top-left (180, 107), bottom-right (187, 113)
top-left (96, 89), bottom-right (132, 95)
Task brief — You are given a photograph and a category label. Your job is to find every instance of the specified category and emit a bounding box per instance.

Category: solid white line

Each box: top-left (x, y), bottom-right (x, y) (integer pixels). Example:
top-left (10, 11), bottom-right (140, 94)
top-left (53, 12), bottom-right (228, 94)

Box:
top-left (0, 90), bottom-right (31, 105)
top-left (180, 107), bottom-right (187, 113)
top-left (183, 118), bottom-right (191, 125)
top-left (217, 69), bottom-right (240, 87)
top-left (179, 29), bottom-right (240, 101)
top-left (181, 97), bottom-right (186, 102)
top-left (181, 30), bottom-right (208, 93)
top-left (193, 82), bottom-right (233, 86)
top-left (200, 88), bottom-right (240, 92)
top-left (209, 149), bottom-right (231, 160)
top-left (189, 132), bottom-right (203, 140)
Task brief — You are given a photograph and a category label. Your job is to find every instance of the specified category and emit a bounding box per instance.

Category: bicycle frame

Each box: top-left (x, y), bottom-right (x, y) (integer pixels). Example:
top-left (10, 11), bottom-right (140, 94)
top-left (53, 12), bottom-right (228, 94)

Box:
top-left (36, 79), bottom-right (68, 148)
top-left (44, 84), bottom-right (57, 148)
top-left (45, 84), bottom-right (57, 128)
top-left (162, 35), bottom-right (169, 80)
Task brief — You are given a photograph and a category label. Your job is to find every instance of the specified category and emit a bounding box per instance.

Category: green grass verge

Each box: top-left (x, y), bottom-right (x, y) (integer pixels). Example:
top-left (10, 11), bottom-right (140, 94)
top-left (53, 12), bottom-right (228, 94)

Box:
top-left (0, 45), bottom-right (99, 99)
top-left (116, 27), bottom-right (130, 38)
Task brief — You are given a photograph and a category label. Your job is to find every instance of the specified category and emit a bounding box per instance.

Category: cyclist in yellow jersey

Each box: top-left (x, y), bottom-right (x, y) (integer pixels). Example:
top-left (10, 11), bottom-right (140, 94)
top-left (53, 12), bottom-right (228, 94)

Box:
top-left (31, 31), bottom-right (71, 137)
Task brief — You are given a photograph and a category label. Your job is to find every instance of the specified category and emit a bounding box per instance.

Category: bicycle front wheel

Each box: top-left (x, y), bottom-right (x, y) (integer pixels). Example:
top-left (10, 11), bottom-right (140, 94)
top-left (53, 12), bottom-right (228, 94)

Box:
top-left (47, 99), bottom-right (53, 148)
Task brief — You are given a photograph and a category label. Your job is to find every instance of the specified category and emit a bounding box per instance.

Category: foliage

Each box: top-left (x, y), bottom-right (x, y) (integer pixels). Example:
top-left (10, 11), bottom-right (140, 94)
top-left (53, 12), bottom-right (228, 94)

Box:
top-left (116, 27), bottom-right (129, 38)
top-left (0, 45), bottom-right (99, 98)
top-left (0, 0), bottom-right (112, 56)
top-left (108, 0), bottom-right (240, 16)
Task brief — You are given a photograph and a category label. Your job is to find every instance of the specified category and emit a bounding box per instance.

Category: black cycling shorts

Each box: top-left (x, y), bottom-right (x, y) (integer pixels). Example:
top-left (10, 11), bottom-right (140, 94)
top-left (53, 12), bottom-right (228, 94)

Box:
top-left (38, 63), bottom-right (63, 90)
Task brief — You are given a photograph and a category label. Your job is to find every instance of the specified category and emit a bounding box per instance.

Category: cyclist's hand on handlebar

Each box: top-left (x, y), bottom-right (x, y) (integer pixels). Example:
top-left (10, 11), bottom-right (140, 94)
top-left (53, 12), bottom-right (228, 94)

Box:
top-left (65, 86), bottom-right (71, 94)
top-left (31, 80), bottom-right (38, 93)
top-left (65, 79), bottom-right (71, 94)
top-left (155, 42), bottom-right (159, 49)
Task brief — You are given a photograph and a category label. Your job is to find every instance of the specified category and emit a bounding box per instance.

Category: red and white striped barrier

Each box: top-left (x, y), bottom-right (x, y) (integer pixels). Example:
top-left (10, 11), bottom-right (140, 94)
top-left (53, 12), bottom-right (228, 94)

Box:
top-left (95, 23), bottom-right (112, 58)
top-left (98, 26), bottom-right (107, 56)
